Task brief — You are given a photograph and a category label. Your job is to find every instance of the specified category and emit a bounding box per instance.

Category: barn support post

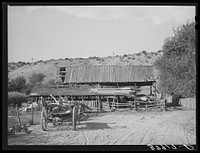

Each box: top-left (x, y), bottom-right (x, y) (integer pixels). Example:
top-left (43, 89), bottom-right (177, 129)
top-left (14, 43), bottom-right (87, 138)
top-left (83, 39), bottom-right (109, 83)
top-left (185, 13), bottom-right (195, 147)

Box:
top-left (98, 95), bottom-right (101, 112)
top-left (134, 101), bottom-right (137, 111)
top-left (150, 85), bottom-right (152, 95)
top-left (64, 95), bottom-right (68, 103)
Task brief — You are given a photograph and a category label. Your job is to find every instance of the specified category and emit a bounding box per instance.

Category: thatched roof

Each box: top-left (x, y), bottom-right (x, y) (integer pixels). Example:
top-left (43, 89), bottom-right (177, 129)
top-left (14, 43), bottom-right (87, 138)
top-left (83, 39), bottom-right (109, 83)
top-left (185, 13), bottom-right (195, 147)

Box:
top-left (58, 65), bottom-right (154, 84)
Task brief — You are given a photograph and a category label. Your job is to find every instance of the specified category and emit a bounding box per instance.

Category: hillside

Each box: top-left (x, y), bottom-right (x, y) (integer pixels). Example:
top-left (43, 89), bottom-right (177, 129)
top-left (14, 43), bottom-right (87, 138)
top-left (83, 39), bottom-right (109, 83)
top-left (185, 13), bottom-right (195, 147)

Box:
top-left (8, 50), bottom-right (163, 84)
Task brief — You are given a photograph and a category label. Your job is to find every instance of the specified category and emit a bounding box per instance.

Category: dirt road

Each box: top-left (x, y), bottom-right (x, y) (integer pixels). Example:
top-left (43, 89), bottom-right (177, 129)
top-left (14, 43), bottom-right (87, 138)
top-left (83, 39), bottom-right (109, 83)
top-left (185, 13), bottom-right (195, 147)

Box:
top-left (8, 108), bottom-right (196, 145)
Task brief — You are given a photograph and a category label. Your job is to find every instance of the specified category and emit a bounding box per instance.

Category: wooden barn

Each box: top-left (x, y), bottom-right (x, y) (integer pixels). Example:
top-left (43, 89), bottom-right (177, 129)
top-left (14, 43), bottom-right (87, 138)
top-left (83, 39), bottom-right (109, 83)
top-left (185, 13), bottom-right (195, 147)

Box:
top-left (57, 65), bottom-right (155, 86)
top-left (30, 65), bottom-right (158, 112)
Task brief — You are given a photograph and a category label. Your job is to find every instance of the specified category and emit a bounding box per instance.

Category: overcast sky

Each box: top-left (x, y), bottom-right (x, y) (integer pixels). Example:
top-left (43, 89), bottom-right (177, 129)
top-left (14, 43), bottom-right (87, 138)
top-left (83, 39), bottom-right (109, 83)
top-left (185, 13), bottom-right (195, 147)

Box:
top-left (8, 5), bottom-right (195, 62)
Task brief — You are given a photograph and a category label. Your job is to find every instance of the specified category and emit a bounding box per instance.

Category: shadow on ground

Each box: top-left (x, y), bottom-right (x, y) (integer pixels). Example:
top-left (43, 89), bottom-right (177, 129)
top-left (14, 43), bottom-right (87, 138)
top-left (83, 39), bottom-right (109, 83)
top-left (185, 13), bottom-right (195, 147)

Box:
top-left (78, 122), bottom-right (111, 130)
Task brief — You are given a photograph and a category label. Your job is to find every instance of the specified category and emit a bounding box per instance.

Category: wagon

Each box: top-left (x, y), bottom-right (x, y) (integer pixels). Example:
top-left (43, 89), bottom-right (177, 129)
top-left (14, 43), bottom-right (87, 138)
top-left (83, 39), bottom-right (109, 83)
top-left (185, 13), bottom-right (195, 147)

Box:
top-left (41, 100), bottom-right (88, 131)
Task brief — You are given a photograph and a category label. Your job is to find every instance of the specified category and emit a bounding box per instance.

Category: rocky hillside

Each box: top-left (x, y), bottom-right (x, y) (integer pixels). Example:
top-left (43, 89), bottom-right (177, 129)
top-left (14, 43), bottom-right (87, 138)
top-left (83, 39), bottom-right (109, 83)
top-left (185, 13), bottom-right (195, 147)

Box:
top-left (8, 50), bottom-right (163, 84)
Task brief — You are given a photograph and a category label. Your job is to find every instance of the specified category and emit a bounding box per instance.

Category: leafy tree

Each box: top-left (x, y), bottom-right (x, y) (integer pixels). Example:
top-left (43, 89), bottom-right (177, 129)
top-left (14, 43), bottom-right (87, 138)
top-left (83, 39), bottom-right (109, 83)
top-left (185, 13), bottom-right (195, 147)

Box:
top-left (154, 21), bottom-right (196, 97)
top-left (29, 73), bottom-right (46, 86)
top-left (8, 92), bottom-right (28, 107)
top-left (8, 76), bottom-right (26, 92)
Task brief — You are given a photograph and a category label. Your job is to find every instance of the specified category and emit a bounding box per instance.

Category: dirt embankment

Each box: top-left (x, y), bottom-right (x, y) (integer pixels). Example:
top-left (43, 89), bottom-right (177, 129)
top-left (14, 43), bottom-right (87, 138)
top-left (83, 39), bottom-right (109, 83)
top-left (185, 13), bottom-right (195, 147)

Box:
top-left (8, 109), bottom-right (196, 145)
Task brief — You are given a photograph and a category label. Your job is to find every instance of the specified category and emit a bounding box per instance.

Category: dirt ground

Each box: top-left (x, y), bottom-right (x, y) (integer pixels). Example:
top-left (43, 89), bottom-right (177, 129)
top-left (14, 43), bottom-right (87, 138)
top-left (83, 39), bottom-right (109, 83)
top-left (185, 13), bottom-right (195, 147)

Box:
top-left (8, 107), bottom-right (196, 145)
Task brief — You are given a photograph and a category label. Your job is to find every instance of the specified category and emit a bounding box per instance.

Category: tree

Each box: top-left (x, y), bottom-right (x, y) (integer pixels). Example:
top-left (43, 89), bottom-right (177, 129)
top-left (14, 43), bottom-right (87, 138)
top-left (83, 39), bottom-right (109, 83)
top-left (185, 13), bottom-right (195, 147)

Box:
top-left (8, 76), bottom-right (26, 93)
top-left (8, 92), bottom-right (28, 107)
top-left (29, 73), bottom-right (46, 86)
top-left (154, 21), bottom-right (196, 97)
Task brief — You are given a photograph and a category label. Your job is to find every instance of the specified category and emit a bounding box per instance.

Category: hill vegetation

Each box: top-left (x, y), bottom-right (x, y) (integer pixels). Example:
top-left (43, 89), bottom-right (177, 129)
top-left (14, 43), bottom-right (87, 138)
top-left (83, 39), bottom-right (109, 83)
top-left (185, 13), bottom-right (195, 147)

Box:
top-left (8, 51), bottom-right (163, 85)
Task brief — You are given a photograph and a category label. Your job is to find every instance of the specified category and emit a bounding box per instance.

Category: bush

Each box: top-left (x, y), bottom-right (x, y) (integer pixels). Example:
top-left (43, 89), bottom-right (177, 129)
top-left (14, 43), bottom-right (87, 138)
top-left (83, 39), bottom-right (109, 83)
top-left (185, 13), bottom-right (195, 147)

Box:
top-left (142, 50), bottom-right (147, 55)
top-left (147, 55), bottom-right (152, 59)
top-left (8, 92), bottom-right (28, 107)
top-left (8, 76), bottom-right (26, 93)
top-left (29, 73), bottom-right (46, 85)
top-left (136, 52), bottom-right (142, 56)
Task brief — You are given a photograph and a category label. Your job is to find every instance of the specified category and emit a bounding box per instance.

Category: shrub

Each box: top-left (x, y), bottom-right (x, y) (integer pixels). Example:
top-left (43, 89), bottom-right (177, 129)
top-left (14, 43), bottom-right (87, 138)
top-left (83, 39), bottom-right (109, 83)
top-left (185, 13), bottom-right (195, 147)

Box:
top-left (142, 50), bottom-right (147, 55)
top-left (136, 52), bottom-right (142, 56)
top-left (8, 92), bottom-right (28, 107)
top-left (29, 73), bottom-right (46, 85)
top-left (147, 55), bottom-right (152, 59)
top-left (8, 76), bottom-right (26, 93)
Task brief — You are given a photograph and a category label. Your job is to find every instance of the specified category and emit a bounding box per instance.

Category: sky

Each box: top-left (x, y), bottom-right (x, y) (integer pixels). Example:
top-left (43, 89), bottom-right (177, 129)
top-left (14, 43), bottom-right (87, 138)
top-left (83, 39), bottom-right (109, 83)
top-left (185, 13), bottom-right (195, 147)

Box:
top-left (8, 5), bottom-right (195, 63)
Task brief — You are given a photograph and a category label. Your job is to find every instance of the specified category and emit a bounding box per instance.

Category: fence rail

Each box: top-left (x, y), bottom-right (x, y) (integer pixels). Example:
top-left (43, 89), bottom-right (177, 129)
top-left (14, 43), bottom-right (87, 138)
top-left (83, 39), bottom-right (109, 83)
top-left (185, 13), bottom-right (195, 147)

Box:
top-left (67, 100), bottom-right (101, 112)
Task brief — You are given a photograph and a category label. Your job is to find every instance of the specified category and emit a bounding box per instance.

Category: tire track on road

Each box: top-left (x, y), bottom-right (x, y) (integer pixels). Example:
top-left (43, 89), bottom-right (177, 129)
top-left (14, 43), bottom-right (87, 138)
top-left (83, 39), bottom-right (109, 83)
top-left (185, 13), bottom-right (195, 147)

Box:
top-left (83, 130), bottom-right (89, 145)
top-left (109, 127), bottom-right (135, 145)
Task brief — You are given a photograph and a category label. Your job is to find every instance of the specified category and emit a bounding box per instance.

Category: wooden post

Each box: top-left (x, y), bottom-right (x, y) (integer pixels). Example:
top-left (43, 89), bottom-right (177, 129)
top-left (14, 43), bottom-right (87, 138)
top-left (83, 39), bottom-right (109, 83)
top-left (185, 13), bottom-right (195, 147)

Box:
top-left (163, 99), bottom-right (166, 112)
top-left (116, 96), bottom-right (118, 109)
top-left (31, 101), bottom-right (34, 125)
top-left (150, 85), bottom-right (152, 95)
top-left (134, 101), bottom-right (137, 111)
top-left (16, 104), bottom-right (21, 132)
top-left (113, 97), bottom-right (116, 109)
top-left (98, 95), bottom-right (101, 112)
top-left (154, 82), bottom-right (157, 97)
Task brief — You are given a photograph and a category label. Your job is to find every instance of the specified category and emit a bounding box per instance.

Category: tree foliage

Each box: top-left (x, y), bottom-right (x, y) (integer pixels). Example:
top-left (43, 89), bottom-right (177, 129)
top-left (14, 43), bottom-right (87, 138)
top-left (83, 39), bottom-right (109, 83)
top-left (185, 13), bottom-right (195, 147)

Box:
top-left (8, 76), bottom-right (26, 93)
top-left (154, 21), bottom-right (196, 97)
top-left (8, 92), bottom-right (28, 107)
top-left (29, 73), bottom-right (46, 86)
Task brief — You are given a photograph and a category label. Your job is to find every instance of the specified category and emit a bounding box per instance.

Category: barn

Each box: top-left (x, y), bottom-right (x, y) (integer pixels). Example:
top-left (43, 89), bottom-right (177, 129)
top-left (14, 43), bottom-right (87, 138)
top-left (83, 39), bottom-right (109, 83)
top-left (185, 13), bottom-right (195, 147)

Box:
top-left (30, 65), bottom-right (157, 112)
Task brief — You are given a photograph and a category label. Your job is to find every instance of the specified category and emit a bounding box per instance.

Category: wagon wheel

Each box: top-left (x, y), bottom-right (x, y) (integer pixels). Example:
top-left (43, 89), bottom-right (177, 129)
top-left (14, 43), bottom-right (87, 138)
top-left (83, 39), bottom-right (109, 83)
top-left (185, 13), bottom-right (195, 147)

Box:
top-left (41, 107), bottom-right (48, 131)
top-left (72, 105), bottom-right (78, 131)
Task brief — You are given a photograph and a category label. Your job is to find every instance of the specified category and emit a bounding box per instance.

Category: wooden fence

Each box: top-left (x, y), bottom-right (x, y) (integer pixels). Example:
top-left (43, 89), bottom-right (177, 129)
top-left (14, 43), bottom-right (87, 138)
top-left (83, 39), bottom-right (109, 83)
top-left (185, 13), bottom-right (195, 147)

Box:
top-left (179, 98), bottom-right (196, 109)
top-left (68, 100), bottom-right (101, 112)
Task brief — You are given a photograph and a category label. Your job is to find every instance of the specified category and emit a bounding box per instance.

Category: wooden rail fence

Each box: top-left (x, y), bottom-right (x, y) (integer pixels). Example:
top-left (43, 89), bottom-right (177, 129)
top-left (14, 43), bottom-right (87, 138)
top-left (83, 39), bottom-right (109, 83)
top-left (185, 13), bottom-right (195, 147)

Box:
top-left (67, 100), bottom-right (101, 112)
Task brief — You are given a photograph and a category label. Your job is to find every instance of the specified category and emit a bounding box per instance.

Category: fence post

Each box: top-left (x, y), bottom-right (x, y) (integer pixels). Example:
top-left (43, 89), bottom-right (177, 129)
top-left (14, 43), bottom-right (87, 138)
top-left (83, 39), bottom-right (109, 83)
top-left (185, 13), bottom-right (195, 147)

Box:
top-left (16, 104), bottom-right (21, 132)
top-left (163, 99), bottom-right (166, 112)
top-left (134, 101), bottom-right (136, 111)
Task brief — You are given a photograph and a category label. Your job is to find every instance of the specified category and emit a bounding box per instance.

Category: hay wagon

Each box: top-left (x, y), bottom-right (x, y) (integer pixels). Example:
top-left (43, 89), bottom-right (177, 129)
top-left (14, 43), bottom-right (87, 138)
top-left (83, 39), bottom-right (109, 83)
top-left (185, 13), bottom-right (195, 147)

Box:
top-left (41, 100), bottom-right (88, 131)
